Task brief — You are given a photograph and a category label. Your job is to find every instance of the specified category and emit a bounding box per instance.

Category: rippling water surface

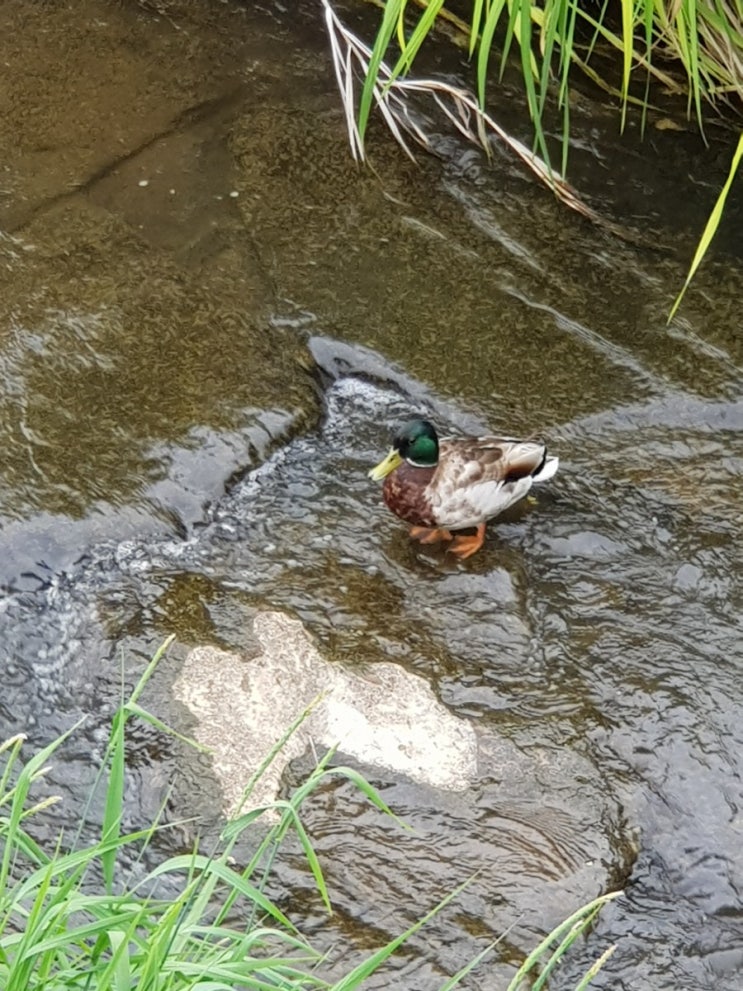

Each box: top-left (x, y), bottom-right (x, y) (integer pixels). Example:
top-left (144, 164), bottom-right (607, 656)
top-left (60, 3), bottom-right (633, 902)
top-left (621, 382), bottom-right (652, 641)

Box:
top-left (1, 0), bottom-right (742, 987)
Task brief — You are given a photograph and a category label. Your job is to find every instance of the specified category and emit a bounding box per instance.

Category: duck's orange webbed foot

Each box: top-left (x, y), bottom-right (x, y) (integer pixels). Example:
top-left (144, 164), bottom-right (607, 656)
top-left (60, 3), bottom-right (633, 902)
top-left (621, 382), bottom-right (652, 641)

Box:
top-left (409, 526), bottom-right (453, 545)
top-left (447, 523), bottom-right (487, 560)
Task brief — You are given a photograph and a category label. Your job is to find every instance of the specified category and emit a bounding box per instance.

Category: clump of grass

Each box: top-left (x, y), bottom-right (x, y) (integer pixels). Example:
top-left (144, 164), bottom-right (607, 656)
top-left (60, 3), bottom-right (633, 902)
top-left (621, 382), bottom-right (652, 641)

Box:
top-left (504, 891), bottom-right (621, 991)
top-left (0, 636), bottom-right (620, 989)
top-left (323, 0), bottom-right (602, 223)
top-left (352, 0), bottom-right (743, 161)
top-left (324, 0), bottom-right (743, 316)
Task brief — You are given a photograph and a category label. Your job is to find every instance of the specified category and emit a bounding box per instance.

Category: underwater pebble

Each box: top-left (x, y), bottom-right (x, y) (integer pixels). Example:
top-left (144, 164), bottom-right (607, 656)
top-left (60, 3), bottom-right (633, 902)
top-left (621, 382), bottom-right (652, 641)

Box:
top-left (673, 563), bottom-right (703, 592)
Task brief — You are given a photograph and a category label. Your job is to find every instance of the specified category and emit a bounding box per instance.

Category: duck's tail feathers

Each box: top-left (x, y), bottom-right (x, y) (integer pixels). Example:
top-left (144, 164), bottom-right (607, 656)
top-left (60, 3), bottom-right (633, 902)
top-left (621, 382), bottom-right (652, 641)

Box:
top-left (533, 454), bottom-right (559, 483)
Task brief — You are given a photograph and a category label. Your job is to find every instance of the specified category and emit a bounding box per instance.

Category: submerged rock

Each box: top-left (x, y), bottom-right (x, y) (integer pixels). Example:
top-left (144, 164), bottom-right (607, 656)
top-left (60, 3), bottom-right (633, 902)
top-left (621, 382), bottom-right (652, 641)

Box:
top-left (171, 604), bottom-right (629, 990)
top-left (174, 609), bottom-right (479, 815)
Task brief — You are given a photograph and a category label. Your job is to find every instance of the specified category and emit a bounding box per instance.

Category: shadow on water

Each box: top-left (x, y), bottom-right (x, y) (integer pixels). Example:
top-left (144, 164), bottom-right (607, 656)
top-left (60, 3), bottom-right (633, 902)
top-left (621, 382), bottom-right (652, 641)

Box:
top-left (0, 0), bottom-right (743, 987)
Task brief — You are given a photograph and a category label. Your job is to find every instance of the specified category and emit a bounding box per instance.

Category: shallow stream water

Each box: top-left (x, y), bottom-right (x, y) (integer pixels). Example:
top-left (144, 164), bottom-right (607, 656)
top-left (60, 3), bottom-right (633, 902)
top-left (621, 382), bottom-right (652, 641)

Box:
top-left (1, 0), bottom-right (743, 987)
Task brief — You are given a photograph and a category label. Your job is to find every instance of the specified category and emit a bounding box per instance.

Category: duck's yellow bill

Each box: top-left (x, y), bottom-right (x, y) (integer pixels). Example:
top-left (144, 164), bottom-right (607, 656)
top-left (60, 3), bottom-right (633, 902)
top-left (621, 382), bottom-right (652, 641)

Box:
top-left (368, 448), bottom-right (402, 481)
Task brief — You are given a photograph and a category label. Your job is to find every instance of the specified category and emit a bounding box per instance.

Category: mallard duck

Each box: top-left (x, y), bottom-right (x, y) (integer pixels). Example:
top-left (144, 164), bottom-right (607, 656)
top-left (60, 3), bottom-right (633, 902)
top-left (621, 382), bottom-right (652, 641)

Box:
top-left (369, 418), bottom-right (558, 559)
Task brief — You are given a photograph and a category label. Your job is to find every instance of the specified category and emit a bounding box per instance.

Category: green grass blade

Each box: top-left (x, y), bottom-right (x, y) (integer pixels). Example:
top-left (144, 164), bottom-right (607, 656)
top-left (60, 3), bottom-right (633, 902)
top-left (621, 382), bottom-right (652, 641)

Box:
top-left (684, 0), bottom-right (705, 133)
top-left (538, 0), bottom-right (559, 121)
top-left (323, 766), bottom-right (410, 829)
top-left (128, 635), bottom-right (175, 706)
top-left (558, 0), bottom-right (579, 173)
top-left (98, 637), bottom-right (175, 889)
top-left (470, 0), bottom-right (485, 56)
top-left (97, 919), bottom-right (141, 991)
top-left (17, 905), bottom-right (141, 957)
top-left (639, 0), bottom-right (655, 135)
top-left (329, 877), bottom-right (475, 990)
top-left (669, 130), bottom-right (743, 320)
top-left (515, 0), bottom-right (550, 166)
top-left (147, 855), bottom-right (296, 931)
top-left (395, 0), bottom-right (407, 51)
top-left (438, 937), bottom-right (499, 989)
top-left (229, 694), bottom-right (325, 820)
top-left (0, 721), bottom-right (81, 896)
top-left (124, 702), bottom-right (208, 753)
top-left (7, 828), bottom-right (164, 913)
top-left (574, 942), bottom-right (618, 991)
top-left (505, 890), bottom-right (622, 991)
top-left (288, 814), bottom-right (332, 914)
top-left (0, 735), bottom-right (26, 803)
top-left (392, 0), bottom-right (446, 77)
top-left (619, 0), bottom-right (634, 131)
top-left (673, 2), bottom-right (693, 116)
top-left (477, 0), bottom-right (509, 105)
top-left (531, 906), bottom-right (601, 990)
top-left (6, 861), bottom-right (56, 989)
top-left (358, 0), bottom-right (403, 144)
top-left (100, 710), bottom-right (125, 892)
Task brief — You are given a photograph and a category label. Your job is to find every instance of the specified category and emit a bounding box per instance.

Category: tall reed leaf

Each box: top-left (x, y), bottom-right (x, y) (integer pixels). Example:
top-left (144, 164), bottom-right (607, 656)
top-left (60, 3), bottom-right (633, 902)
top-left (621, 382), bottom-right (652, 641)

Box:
top-left (392, 0), bottom-right (446, 77)
top-left (517, 0), bottom-right (550, 164)
top-left (101, 710), bottom-right (126, 892)
top-left (470, 0), bottom-right (486, 57)
top-left (505, 890), bottom-right (622, 991)
top-left (670, 130), bottom-right (743, 319)
top-left (477, 0), bottom-right (510, 106)
top-left (357, 0), bottom-right (402, 144)
top-left (619, 0), bottom-right (634, 130)
top-left (329, 878), bottom-right (475, 991)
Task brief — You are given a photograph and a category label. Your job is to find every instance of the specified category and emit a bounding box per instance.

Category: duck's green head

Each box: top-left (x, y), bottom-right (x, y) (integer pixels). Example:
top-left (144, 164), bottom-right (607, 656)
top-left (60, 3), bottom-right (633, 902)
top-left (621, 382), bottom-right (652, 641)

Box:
top-left (369, 419), bottom-right (439, 480)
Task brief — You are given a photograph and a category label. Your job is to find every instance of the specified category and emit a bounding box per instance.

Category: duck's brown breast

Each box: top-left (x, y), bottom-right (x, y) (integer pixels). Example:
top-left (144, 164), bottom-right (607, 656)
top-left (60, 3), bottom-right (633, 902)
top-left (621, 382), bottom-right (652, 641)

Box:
top-left (382, 463), bottom-right (437, 527)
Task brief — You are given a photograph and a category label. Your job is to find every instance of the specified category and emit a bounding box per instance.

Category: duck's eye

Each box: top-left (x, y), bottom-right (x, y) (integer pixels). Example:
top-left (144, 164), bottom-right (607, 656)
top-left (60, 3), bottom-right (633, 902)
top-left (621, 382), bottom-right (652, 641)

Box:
top-left (410, 435), bottom-right (436, 460)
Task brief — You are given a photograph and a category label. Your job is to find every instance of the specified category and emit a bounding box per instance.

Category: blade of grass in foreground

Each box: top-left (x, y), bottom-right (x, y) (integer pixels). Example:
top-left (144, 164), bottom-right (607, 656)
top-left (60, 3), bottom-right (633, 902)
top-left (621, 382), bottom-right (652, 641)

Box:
top-left (357, 0), bottom-right (403, 143)
top-left (618, 0), bottom-right (634, 131)
top-left (329, 877), bottom-right (476, 991)
top-left (438, 934), bottom-right (505, 990)
top-left (0, 636), bottom-right (624, 990)
top-left (392, 0), bottom-right (446, 76)
top-left (669, 129), bottom-right (743, 320)
top-left (505, 890), bottom-right (622, 991)
top-left (574, 942), bottom-right (618, 990)
top-left (100, 636), bottom-right (176, 892)
top-left (0, 721), bottom-right (80, 896)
